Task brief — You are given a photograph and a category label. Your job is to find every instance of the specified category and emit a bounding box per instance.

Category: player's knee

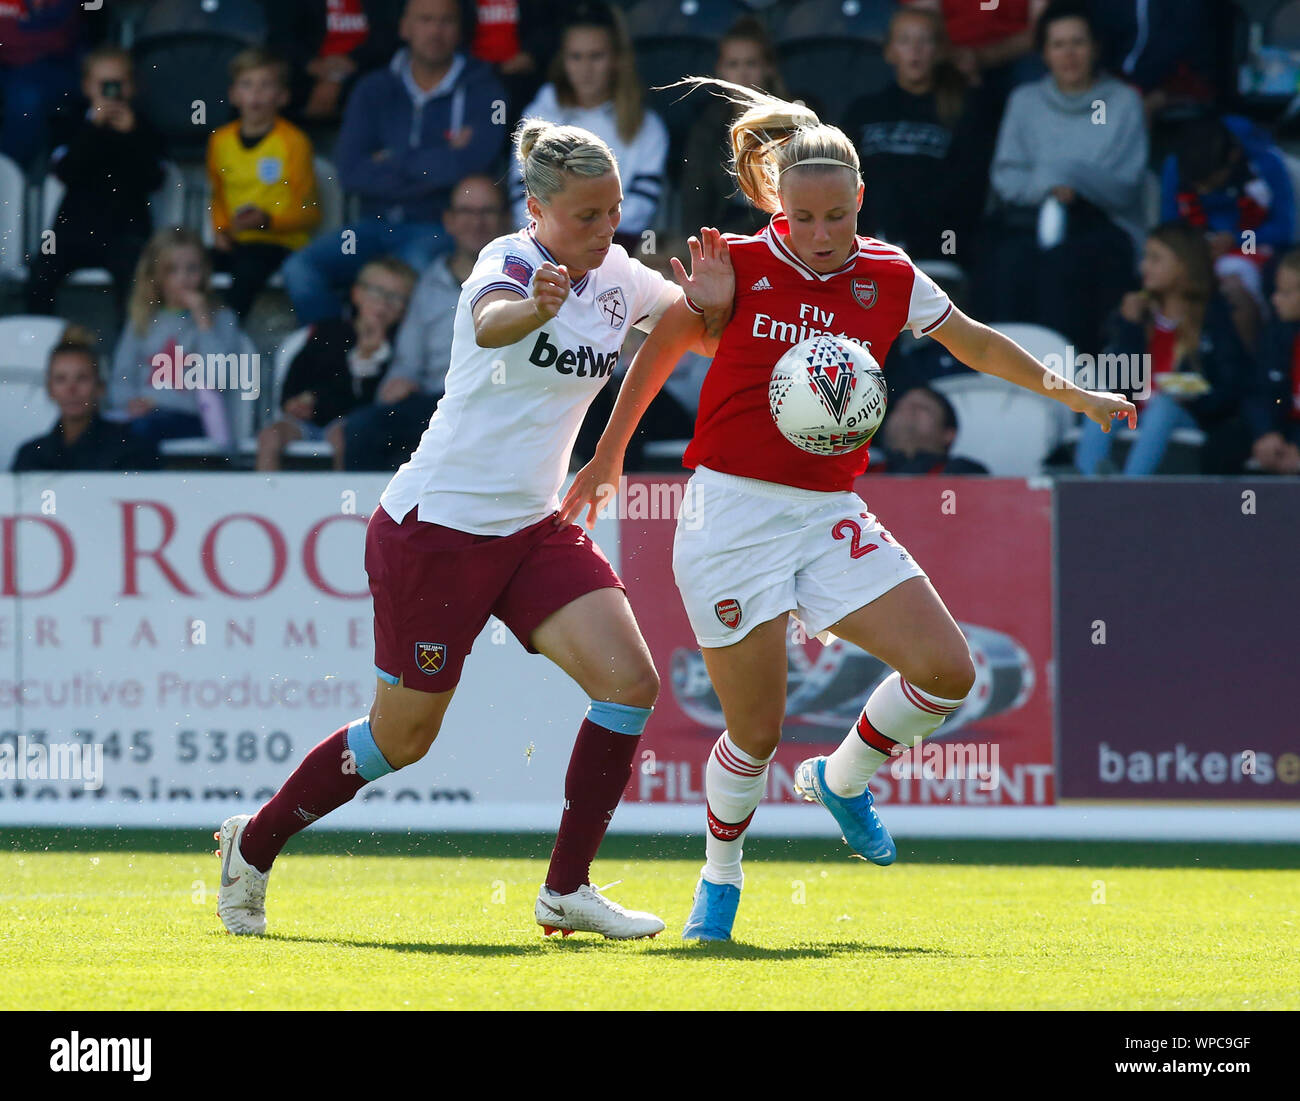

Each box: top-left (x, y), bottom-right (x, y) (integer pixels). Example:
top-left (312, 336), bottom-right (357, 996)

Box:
top-left (734, 722), bottom-right (782, 761)
top-left (919, 653), bottom-right (976, 702)
top-left (368, 708), bottom-right (441, 769)
top-left (606, 662), bottom-right (659, 710)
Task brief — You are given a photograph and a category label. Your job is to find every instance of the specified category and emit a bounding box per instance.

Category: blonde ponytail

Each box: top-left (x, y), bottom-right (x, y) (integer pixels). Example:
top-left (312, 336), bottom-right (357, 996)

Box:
top-left (513, 118), bottom-right (618, 207)
top-left (666, 77), bottom-right (860, 213)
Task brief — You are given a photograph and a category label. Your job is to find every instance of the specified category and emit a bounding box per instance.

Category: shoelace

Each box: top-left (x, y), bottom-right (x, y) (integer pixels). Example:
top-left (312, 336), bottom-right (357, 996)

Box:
top-left (586, 882), bottom-right (629, 914)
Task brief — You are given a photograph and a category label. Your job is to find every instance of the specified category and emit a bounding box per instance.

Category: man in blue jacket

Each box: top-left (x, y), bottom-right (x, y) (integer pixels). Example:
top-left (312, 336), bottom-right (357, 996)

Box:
top-left (283, 0), bottom-right (507, 323)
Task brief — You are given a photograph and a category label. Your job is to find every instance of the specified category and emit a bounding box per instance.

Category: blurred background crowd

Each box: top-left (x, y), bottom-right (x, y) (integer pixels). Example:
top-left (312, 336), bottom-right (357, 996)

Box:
top-left (1, 0), bottom-right (1298, 481)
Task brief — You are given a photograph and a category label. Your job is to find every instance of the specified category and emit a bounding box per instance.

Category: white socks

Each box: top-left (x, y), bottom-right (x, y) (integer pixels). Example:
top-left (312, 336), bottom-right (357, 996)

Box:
top-left (823, 672), bottom-right (965, 798)
top-left (701, 732), bottom-right (772, 889)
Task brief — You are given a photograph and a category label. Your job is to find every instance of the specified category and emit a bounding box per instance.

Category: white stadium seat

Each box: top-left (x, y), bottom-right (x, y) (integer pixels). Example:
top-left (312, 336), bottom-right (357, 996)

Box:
top-left (0, 153), bottom-right (26, 280)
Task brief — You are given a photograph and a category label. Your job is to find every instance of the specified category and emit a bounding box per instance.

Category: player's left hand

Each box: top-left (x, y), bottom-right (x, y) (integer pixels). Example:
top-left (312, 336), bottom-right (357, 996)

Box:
top-left (1074, 389), bottom-right (1137, 433)
top-left (557, 448), bottom-right (622, 530)
top-left (671, 227), bottom-right (733, 314)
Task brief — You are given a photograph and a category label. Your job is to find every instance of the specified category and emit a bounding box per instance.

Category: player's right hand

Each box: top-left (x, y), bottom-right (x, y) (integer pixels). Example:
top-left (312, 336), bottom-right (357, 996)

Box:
top-left (531, 262), bottom-right (570, 322)
top-left (557, 450), bottom-right (622, 530)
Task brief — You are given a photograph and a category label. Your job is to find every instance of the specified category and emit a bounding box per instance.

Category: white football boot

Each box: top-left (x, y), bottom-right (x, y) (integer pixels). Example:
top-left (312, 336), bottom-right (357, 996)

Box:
top-left (535, 882), bottom-right (665, 940)
top-left (215, 814), bottom-right (270, 935)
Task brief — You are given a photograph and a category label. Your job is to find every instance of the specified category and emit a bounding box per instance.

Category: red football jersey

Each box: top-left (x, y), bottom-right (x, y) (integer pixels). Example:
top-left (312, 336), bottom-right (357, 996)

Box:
top-left (683, 214), bottom-right (954, 491)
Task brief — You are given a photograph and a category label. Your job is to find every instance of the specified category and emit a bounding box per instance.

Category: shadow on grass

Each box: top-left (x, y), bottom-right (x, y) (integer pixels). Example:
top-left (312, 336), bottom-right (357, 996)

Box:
top-left (262, 933), bottom-right (943, 960)
top-left (7, 828), bottom-right (1300, 869)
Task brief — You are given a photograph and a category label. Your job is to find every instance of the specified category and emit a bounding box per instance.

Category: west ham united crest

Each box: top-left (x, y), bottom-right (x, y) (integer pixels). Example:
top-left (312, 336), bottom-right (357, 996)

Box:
top-left (597, 287), bottom-right (627, 329)
top-left (852, 278), bottom-right (878, 309)
top-left (416, 642), bottom-right (447, 675)
top-left (714, 598), bottom-right (742, 630)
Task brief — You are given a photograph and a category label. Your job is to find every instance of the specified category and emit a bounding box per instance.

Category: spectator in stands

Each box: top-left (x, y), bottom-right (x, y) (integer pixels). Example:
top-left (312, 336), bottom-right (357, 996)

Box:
top-left (25, 45), bottom-right (165, 318)
top-left (510, 1), bottom-right (667, 250)
top-left (468, 0), bottom-right (556, 127)
top-left (1090, 0), bottom-right (1221, 121)
top-left (1161, 113), bottom-right (1294, 353)
top-left (11, 330), bottom-right (160, 473)
top-left (869, 385), bottom-right (988, 474)
top-left (1245, 249), bottom-right (1300, 476)
top-left (904, 0), bottom-right (1048, 110)
top-left (208, 50), bottom-right (321, 322)
top-left (881, 333), bottom-right (971, 403)
top-left (976, 1), bottom-right (1147, 356)
top-left (257, 256), bottom-right (416, 471)
top-left (338, 175), bottom-right (503, 471)
top-left (108, 227), bottom-right (253, 448)
top-left (282, 0), bottom-right (507, 324)
top-left (0, 0), bottom-right (82, 168)
top-left (679, 17), bottom-right (785, 238)
top-left (842, 6), bottom-right (995, 267)
top-left (1074, 222), bottom-right (1250, 476)
top-left (267, 0), bottom-right (402, 123)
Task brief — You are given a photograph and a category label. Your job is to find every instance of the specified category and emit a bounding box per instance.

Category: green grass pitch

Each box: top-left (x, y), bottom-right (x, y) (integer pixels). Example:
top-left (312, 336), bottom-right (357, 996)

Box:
top-left (3, 829), bottom-right (1299, 1011)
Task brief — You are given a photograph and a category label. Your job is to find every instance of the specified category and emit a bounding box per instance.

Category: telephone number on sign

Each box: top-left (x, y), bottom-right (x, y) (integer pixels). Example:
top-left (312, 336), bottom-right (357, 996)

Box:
top-left (0, 729), bottom-right (295, 765)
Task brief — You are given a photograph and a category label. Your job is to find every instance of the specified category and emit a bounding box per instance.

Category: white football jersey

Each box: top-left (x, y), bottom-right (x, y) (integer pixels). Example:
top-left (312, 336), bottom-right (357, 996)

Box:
top-left (380, 227), bottom-right (679, 535)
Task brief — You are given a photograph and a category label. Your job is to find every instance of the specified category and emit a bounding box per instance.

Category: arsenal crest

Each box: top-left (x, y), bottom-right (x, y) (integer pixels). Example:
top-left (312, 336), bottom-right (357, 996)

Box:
top-left (597, 287), bottom-right (627, 329)
top-left (714, 598), bottom-right (742, 630)
top-left (852, 278), bottom-right (878, 309)
top-left (415, 642), bottom-right (447, 675)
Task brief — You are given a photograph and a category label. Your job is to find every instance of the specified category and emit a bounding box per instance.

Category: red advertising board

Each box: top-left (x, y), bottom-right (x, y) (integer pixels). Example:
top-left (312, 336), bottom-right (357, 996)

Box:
top-left (619, 475), bottom-right (1055, 808)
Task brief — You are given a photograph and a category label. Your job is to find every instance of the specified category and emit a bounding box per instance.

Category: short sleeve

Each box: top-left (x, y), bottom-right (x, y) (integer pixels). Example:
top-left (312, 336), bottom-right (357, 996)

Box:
top-left (905, 263), bottom-right (954, 338)
top-left (462, 239), bottom-right (534, 312)
top-left (624, 253), bottom-right (681, 333)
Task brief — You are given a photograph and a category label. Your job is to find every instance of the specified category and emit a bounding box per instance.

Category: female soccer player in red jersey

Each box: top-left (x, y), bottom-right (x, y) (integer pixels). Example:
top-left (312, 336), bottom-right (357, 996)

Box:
top-left (561, 81), bottom-right (1137, 941)
top-left (215, 119), bottom-right (732, 940)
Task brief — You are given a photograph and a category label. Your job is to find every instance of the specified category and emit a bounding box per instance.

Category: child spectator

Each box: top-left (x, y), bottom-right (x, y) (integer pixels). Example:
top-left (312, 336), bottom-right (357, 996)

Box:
top-left (869, 385), bottom-right (988, 474)
top-left (1161, 113), bottom-right (1294, 353)
top-left (679, 17), bottom-right (784, 238)
top-left (25, 45), bottom-right (166, 317)
top-left (283, 0), bottom-right (506, 323)
top-left (510, 1), bottom-right (667, 249)
top-left (267, 0), bottom-right (402, 122)
top-left (338, 175), bottom-right (503, 471)
top-left (256, 256), bottom-right (416, 471)
top-left (977, 1), bottom-right (1147, 355)
top-left (208, 49), bottom-right (322, 321)
top-left (1245, 249), bottom-right (1300, 476)
top-left (11, 328), bottom-right (160, 473)
top-left (842, 7), bottom-right (995, 266)
top-left (1074, 223), bottom-right (1251, 476)
top-left (107, 227), bottom-right (254, 448)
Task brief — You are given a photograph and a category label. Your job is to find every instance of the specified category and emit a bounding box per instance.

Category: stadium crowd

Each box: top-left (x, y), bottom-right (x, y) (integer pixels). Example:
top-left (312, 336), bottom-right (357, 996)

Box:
top-left (1, 0), bottom-right (1297, 477)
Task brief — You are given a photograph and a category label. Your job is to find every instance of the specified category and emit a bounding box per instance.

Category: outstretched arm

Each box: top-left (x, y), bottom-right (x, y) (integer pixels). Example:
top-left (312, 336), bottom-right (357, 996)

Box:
top-left (929, 307), bottom-right (1137, 432)
top-left (557, 297), bottom-right (707, 528)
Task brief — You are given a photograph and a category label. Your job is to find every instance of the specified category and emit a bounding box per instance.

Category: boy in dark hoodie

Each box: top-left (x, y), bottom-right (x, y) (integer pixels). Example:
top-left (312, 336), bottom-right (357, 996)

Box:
top-left (25, 45), bottom-right (166, 316)
top-left (281, 0), bottom-right (506, 323)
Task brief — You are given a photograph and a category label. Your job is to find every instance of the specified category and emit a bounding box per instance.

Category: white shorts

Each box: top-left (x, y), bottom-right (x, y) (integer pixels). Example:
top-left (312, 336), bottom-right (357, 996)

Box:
top-left (672, 465), bottom-right (928, 649)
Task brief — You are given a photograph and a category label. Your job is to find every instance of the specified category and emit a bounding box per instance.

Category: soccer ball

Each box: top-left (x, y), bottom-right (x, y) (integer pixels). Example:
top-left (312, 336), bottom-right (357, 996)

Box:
top-left (769, 333), bottom-right (887, 456)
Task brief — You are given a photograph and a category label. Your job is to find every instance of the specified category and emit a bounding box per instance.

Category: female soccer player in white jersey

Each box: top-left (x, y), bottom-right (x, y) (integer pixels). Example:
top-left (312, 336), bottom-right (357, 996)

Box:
top-left (561, 81), bottom-right (1137, 942)
top-left (215, 120), bottom-right (732, 940)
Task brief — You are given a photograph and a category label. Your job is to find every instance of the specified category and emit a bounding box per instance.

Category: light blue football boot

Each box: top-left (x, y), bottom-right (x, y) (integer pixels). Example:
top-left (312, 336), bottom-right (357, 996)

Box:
top-left (793, 755), bottom-right (896, 865)
top-left (681, 876), bottom-right (741, 941)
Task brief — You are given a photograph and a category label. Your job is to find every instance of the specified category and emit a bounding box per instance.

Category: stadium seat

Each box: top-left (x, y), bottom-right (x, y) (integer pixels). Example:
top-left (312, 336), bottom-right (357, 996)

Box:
top-left (773, 0), bottom-right (895, 45)
top-left (0, 315), bottom-right (66, 470)
top-left (1269, 0), bottom-right (1300, 46)
top-left (40, 162), bottom-right (186, 287)
top-left (773, 38), bottom-right (892, 124)
top-left (132, 34), bottom-right (246, 157)
top-left (929, 370), bottom-right (1064, 477)
top-left (624, 0), bottom-right (748, 39)
top-left (135, 0), bottom-right (267, 45)
top-left (236, 325), bottom-right (334, 462)
top-left (0, 153), bottom-right (26, 281)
